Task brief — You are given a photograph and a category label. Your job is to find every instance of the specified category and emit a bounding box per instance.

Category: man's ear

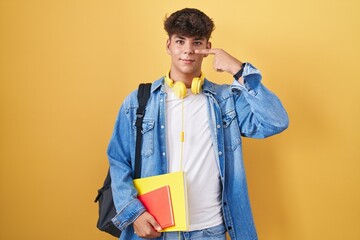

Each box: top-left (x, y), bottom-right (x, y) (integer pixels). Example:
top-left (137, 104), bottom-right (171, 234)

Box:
top-left (204, 41), bottom-right (212, 57)
top-left (166, 39), bottom-right (171, 55)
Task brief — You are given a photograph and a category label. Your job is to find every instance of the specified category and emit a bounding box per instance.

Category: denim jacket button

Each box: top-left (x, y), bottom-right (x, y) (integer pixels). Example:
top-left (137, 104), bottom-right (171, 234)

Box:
top-left (218, 151), bottom-right (222, 155)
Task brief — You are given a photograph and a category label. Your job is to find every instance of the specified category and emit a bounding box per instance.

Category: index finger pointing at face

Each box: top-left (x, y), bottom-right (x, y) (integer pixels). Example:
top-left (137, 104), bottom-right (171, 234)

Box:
top-left (195, 49), bottom-right (218, 55)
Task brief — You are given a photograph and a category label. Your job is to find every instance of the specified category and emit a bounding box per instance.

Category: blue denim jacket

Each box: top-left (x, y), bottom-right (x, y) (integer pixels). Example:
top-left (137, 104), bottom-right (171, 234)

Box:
top-left (108, 63), bottom-right (289, 240)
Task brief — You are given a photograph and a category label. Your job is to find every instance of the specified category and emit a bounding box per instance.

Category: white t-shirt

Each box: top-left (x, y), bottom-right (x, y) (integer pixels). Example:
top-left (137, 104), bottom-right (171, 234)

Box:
top-left (165, 85), bottom-right (223, 231)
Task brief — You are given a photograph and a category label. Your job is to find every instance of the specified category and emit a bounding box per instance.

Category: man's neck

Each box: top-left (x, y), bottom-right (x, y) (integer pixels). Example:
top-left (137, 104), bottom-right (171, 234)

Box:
top-left (169, 70), bottom-right (202, 88)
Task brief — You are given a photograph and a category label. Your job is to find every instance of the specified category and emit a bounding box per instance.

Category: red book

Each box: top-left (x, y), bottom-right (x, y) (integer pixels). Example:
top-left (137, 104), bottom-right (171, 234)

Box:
top-left (138, 185), bottom-right (175, 229)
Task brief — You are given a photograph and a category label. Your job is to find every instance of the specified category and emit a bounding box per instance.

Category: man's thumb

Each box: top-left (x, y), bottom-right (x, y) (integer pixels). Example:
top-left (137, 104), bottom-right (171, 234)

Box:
top-left (148, 216), bottom-right (162, 232)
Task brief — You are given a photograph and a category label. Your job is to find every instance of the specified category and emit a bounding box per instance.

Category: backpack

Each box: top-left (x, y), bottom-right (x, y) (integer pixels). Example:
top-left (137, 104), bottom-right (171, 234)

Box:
top-left (94, 83), bottom-right (152, 237)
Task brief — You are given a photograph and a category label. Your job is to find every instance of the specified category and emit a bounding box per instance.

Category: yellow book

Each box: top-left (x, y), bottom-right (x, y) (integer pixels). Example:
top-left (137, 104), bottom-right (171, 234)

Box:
top-left (133, 171), bottom-right (189, 232)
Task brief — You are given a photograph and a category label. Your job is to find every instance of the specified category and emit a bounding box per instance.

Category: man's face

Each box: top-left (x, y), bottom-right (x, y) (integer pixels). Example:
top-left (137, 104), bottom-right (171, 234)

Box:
top-left (166, 35), bottom-right (211, 77)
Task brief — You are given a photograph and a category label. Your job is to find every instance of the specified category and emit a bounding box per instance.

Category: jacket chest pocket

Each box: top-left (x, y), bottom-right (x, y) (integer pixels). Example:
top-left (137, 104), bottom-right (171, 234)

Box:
top-left (222, 110), bottom-right (241, 151)
top-left (132, 119), bottom-right (155, 157)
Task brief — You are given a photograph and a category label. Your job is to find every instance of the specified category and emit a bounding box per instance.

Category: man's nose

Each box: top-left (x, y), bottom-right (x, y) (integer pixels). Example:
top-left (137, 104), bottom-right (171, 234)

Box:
top-left (183, 42), bottom-right (194, 54)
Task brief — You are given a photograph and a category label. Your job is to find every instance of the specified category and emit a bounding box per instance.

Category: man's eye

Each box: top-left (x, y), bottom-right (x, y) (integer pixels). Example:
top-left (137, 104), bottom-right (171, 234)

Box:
top-left (176, 40), bottom-right (184, 44)
top-left (194, 42), bottom-right (202, 45)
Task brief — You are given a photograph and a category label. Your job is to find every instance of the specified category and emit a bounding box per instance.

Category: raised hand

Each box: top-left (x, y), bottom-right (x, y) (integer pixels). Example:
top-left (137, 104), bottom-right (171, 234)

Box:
top-left (195, 48), bottom-right (243, 75)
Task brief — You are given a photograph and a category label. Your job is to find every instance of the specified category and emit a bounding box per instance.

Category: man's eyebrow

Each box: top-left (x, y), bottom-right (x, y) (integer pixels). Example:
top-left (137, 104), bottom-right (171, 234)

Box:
top-left (174, 35), bottom-right (186, 39)
top-left (173, 35), bottom-right (205, 41)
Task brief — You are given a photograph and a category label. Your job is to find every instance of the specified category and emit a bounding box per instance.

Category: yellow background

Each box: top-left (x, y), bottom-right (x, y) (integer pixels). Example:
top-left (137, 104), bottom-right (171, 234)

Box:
top-left (1, 0), bottom-right (359, 240)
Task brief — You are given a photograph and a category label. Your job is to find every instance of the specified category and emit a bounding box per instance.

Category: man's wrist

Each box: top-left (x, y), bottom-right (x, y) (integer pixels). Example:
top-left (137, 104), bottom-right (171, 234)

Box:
top-left (230, 61), bottom-right (243, 75)
top-left (233, 62), bottom-right (246, 80)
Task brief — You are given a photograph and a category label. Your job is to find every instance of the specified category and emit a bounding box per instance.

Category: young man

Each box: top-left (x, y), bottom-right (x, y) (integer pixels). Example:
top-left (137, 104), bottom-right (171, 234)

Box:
top-left (108, 8), bottom-right (289, 240)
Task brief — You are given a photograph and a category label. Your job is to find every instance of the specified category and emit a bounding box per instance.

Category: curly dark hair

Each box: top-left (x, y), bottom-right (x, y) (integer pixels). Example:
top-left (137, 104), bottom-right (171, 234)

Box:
top-left (164, 8), bottom-right (215, 40)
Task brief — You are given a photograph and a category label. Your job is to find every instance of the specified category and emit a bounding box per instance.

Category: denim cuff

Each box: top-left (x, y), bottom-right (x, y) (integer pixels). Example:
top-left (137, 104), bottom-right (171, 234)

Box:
top-left (233, 63), bottom-right (262, 95)
top-left (111, 198), bottom-right (146, 230)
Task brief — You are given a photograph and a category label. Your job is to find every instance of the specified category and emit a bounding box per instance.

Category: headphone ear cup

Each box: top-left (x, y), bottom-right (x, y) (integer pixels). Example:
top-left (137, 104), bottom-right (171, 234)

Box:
top-left (173, 81), bottom-right (187, 99)
top-left (191, 77), bottom-right (204, 95)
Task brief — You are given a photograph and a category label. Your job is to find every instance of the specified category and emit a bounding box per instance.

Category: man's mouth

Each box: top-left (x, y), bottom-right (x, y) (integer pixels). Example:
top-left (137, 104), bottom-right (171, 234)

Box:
top-left (180, 59), bottom-right (195, 64)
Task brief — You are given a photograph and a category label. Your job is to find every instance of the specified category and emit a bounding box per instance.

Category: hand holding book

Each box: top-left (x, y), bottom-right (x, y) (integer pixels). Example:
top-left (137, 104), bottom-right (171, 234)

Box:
top-left (133, 211), bottom-right (162, 238)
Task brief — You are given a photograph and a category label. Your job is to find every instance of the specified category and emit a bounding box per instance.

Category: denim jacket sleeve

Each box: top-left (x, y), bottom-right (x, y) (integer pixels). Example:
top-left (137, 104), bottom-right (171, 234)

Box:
top-left (107, 95), bottom-right (146, 230)
top-left (232, 63), bottom-right (289, 138)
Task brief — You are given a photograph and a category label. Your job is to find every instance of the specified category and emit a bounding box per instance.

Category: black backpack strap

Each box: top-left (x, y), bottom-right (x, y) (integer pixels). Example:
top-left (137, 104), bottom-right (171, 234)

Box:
top-left (94, 83), bottom-right (152, 202)
top-left (134, 83), bottom-right (152, 179)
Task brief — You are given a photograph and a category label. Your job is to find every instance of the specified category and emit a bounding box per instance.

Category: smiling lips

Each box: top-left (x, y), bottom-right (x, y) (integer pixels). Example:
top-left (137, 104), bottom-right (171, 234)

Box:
top-left (180, 58), bottom-right (195, 64)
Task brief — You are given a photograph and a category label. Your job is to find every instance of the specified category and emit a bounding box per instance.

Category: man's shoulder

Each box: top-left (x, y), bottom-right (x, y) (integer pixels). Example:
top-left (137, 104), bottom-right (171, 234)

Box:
top-left (203, 78), bottom-right (234, 97)
top-left (123, 77), bottom-right (163, 105)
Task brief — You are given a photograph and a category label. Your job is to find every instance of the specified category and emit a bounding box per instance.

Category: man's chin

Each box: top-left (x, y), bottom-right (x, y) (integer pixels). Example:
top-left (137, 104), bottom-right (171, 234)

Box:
top-left (179, 67), bottom-right (201, 75)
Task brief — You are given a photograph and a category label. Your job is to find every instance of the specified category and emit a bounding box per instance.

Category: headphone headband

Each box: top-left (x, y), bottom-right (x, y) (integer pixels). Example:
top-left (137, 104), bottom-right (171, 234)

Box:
top-left (164, 72), bottom-right (205, 99)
